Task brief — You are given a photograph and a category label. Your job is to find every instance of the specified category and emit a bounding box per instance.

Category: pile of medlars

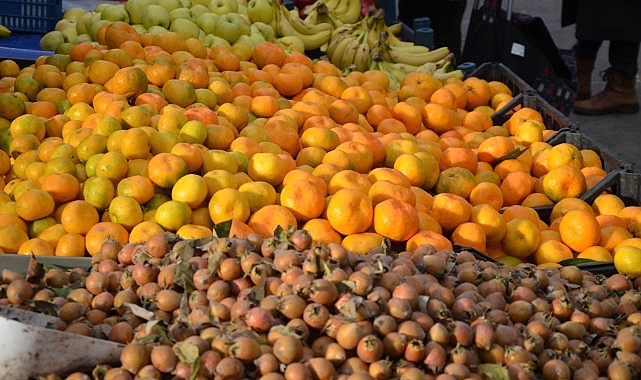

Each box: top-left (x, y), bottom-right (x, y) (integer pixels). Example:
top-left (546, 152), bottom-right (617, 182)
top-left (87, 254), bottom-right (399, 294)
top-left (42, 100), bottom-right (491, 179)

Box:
top-left (3, 228), bottom-right (641, 380)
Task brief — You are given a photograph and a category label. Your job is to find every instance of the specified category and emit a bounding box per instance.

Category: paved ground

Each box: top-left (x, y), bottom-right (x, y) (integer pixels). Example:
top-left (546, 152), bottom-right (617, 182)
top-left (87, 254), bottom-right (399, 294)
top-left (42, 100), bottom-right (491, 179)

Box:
top-left (461, 1), bottom-right (641, 172)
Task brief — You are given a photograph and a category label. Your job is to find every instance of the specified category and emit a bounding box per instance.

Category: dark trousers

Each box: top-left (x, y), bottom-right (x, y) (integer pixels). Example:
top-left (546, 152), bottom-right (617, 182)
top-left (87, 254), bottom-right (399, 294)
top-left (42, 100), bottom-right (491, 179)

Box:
top-left (575, 39), bottom-right (640, 79)
top-left (397, 0), bottom-right (467, 61)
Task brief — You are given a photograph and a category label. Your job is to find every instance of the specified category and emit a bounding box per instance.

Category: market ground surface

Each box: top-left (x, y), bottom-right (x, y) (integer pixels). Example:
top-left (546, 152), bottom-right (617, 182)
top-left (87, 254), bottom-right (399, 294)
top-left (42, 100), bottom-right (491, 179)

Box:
top-left (44, 0), bottom-right (641, 174)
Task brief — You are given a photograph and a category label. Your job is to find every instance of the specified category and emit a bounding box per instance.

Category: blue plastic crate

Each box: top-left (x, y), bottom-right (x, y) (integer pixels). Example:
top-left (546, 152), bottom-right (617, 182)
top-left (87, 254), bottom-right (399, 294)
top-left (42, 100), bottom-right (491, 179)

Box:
top-left (0, 0), bottom-right (62, 33)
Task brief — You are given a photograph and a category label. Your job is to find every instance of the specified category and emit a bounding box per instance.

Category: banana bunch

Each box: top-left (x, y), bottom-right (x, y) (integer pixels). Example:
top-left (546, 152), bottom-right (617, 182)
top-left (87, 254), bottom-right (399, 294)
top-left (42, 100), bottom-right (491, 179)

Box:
top-left (0, 24), bottom-right (11, 38)
top-left (303, 2), bottom-right (343, 29)
top-left (272, 3), bottom-right (332, 51)
top-left (325, 17), bottom-right (371, 71)
top-left (322, 0), bottom-right (362, 25)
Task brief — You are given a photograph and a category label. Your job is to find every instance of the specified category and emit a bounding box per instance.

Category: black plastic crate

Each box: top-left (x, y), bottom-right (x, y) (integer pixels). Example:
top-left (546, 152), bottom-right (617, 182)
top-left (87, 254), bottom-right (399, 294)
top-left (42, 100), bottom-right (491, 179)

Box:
top-left (453, 245), bottom-right (618, 277)
top-left (0, 0), bottom-right (62, 33)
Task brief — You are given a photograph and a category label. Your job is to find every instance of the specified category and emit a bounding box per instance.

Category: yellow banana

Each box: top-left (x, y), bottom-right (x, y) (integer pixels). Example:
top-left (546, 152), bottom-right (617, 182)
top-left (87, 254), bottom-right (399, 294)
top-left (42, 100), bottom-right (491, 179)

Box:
top-left (326, 23), bottom-right (361, 56)
top-left (386, 45), bottom-right (451, 66)
top-left (275, 6), bottom-right (332, 50)
top-left (0, 24), bottom-right (11, 38)
top-left (352, 35), bottom-right (372, 72)
top-left (387, 22), bottom-right (403, 36)
top-left (334, 0), bottom-right (361, 25)
top-left (386, 31), bottom-right (415, 47)
top-left (281, 5), bottom-right (333, 34)
top-left (330, 33), bottom-right (358, 68)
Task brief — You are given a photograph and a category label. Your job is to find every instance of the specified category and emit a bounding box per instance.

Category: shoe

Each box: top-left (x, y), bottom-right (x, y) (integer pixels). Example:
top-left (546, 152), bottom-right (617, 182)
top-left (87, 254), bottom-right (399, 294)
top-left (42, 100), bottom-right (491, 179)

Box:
top-left (573, 68), bottom-right (639, 115)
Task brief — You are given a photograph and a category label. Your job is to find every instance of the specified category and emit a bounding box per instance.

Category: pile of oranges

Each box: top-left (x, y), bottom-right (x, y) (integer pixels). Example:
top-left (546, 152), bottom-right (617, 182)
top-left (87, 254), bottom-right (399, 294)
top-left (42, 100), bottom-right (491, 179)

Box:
top-left (0, 25), bottom-right (640, 271)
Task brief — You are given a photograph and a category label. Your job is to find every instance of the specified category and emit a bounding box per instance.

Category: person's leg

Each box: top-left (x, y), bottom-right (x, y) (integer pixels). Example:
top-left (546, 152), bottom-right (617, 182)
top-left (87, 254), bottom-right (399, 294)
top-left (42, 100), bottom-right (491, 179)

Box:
top-left (609, 40), bottom-right (640, 79)
top-left (573, 40), bottom-right (640, 114)
top-left (574, 39), bottom-right (601, 99)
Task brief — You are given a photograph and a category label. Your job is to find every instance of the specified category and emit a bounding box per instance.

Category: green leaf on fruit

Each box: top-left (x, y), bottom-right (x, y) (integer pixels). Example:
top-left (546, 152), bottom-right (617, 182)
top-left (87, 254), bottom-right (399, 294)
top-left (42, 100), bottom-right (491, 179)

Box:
top-left (213, 220), bottom-right (232, 238)
top-left (478, 364), bottom-right (510, 380)
top-left (493, 147), bottom-right (528, 165)
top-left (175, 342), bottom-right (200, 365)
top-left (558, 258), bottom-right (598, 266)
top-left (175, 260), bottom-right (196, 294)
top-left (27, 300), bottom-right (58, 316)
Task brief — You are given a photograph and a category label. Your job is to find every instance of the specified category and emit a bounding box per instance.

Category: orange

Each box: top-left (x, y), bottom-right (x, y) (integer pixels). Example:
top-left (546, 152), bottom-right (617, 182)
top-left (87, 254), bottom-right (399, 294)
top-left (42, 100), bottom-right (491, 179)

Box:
top-left (451, 222), bottom-right (487, 253)
top-left (279, 180), bottom-right (326, 222)
top-left (148, 152), bottom-right (189, 189)
top-left (85, 221), bottom-right (129, 256)
top-left (469, 181), bottom-right (503, 210)
top-left (558, 210), bottom-right (601, 252)
top-left (542, 165), bottom-right (587, 202)
top-left (300, 127), bottom-right (340, 151)
top-left (521, 193), bottom-right (554, 208)
top-left (368, 179), bottom-right (416, 207)
top-left (502, 204), bottom-right (541, 227)
top-left (505, 107), bottom-right (544, 136)
top-left (60, 200), bottom-right (99, 235)
top-left (391, 101), bottom-right (422, 134)
top-left (600, 225), bottom-right (633, 252)
top-left (580, 149), bottom-right (603, 169)
top-left (82, 176), bottom-right (115, 211)
top-left (430, 86), bottom-right (457, 110)
top-left (326, 188), bottom-right (374, 236)
top-left (16, 188), bottom-right (55, 221)
top-left (471, 204), bottom-right (507, 244)
top-left (252, 42), bottom-right (287, 69)
top-left (208, 188), bottom-right (251, 225)
top-left (462, 109), bottom-right (493, 132)
top-left (592, 193), bottom-right (626, 216)
top-left (0, 226), bottom-right (30, 253)
top-left (39, 172), bottom-right (80, 203)
top-left (547, 143), bottom-right (584, 170)
top-left (463, 77), bottom-right (492, 109)
top-left (421, 103), bottom-right (461, 134)
top-left (477, 135), bottom-right (515, 163)
top-left (104, 66), bottom-right (148, 99)
top-left (429, 192), bottom-right (472, 232)
top-left (549, 197), bottom-right (593, 222)
top-left (247, 152), bottom-right (287, 186)
top-left (95, 151), bottom-right (129, 183)
top-left (154, 200), bottom-right (192, 232)
top-left (406, 230), bottom-right (453, 252)
top-left (262, 116), bottom-right (301, 156)
top-left (302, 218), bottom-right (342, 246)
top-left (247, 204), bottom-right (297, 238)
top-left (493, 159), bottom-right (529, 181)
top-left (578, 246), bottom-right (613, 262)
top-left (373, 198), bottom-right (419, 242)
top-left (501, 218), bottom-right (540, 258)
top-left (341, 232), bottom-right (385, 255)
top-left (393, 153), bottom-right (428, 188)
top-left (18, 237), bottom-right (54, 256)
top-left (435, 167), bottom-right (477, 199)
top-left (500, 171), bottom-right (535, 206)
top-left (108, 195), bottom-right (144, 231)
top-left (116, 175), bottom-right (155, 205)
top-left (327, 170), bottom-right (371, 195)
top-left (613, 245), bottom-right (641, 278)
top-left (162, 79), bottom-right (197, 108)
top-left (533, 240), bottom-right (573, 265)
top-left (171, 173), bottom-right (208, 209)
top-left (438, 147), bottom-right (478, 173)
top-left (128, 220), bottom-right (164, 244)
